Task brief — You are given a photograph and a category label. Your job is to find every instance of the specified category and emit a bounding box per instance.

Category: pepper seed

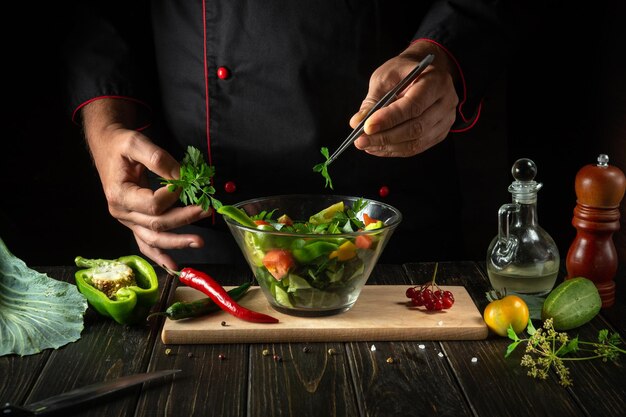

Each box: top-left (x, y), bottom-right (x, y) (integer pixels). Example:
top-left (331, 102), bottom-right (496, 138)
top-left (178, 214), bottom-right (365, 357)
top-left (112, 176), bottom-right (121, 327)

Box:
top-left (262, 349), bottom-right (270, 356)
top-left (164, 348), bottom-right (172, 356)
top-left (221, 321), bottom-right (227, 326)
top-left (187, 352), bottom-right (193, 358)
top-left (302, 346), bottom-right (310, 353)
top-left (386, 357), bottom-right (394, 364)
top-left (273, 354), bottom-right (282, 362)
top-left (218, 354), bottom-right (226, 360)
top-left (327, 348), bottom-right (336, 356)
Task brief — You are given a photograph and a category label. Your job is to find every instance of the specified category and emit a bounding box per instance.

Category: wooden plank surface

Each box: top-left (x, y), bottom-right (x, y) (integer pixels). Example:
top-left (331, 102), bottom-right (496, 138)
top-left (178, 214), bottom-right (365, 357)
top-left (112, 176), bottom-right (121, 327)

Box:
top-left (247, 342), bottom-right (361, 417)
top-left (161, 285), bottom-right (488, 344)
top-left (403, 263), bottom-right (571, 417)
top-left (137, 264), bottom-right (253, 417)
top-left (5, 263), bottom-right (624, 417)
top-left (422, 262), bottom-right (584, 417)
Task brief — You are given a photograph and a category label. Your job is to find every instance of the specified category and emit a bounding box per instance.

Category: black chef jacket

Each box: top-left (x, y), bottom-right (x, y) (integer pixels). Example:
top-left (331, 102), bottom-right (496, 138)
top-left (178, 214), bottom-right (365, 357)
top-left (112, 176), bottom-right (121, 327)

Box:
top-left (65, 0), bottom-right (510, 264)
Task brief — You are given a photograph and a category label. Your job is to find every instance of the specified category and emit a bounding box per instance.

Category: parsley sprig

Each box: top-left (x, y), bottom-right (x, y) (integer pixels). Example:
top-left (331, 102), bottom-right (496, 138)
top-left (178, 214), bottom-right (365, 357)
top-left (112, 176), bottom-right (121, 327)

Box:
top-left (506, 318), bottom-right (625, 386)
top-left (160, 146), bottom-right (222, 211)
top-left (313, 147), bottom-right (334, 190)
top-left (250, 210), bottom-right (277, 222)
top-left (261, 198), bottom-right (368, 234)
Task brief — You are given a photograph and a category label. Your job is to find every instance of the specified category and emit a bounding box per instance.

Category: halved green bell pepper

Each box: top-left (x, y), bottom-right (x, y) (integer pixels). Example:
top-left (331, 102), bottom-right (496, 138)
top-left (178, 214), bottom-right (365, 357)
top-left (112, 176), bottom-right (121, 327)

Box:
top-left (74, 255), bottom-right (160, 325)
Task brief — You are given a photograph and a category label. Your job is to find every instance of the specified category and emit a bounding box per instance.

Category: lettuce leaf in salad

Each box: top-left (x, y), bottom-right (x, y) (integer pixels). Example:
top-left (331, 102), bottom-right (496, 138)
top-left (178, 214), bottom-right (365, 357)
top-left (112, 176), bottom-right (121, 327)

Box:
top-left (0, 237), bottom-right (88, 356)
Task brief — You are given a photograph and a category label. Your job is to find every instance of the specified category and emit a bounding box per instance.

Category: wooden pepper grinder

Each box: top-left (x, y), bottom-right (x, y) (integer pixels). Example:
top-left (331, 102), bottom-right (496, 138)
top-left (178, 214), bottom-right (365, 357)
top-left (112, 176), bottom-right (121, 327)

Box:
top-left (566, 154), bottom-right (626, 308)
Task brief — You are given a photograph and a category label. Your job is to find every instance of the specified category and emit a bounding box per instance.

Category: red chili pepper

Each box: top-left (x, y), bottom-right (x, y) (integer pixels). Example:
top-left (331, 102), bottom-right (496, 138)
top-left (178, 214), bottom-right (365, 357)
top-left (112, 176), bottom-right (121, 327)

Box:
top-left (169, 266), bottom-right (279, 323)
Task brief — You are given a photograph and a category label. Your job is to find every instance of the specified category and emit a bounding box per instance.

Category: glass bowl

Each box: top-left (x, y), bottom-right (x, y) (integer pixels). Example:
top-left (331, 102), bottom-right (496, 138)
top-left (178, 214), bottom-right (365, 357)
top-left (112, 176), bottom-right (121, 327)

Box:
top-left (222, 194), bottom-right (402, 316)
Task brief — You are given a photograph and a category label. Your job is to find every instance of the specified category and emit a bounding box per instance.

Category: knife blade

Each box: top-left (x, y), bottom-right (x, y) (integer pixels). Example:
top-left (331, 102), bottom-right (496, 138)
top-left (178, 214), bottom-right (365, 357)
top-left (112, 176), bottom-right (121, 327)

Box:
top-left (2, 369), bottom-right (181, 416)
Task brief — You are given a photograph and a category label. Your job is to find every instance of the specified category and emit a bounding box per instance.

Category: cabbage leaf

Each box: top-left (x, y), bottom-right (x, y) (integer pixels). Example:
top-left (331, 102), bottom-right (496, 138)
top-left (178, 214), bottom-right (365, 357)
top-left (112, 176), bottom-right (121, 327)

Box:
top-left (0, 237), bottom-right (87, 356)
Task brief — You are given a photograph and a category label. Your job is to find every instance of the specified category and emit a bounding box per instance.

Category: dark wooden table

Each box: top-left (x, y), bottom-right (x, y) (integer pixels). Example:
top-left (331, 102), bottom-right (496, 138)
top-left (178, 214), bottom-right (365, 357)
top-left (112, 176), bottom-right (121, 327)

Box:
top-left (3, 262), bottom-right (625, 417)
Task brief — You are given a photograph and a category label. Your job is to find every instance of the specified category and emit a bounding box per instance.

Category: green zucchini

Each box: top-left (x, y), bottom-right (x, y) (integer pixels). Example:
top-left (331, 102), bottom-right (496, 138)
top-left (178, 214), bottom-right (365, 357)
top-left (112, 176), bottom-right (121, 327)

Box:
top-left (541, 277), bottom-right (601, 330)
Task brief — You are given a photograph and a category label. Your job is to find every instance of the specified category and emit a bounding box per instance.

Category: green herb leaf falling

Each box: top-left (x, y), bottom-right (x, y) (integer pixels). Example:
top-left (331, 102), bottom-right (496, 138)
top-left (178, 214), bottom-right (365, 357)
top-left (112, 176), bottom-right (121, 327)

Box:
top-left (313, 147), bottom-right (334, 190)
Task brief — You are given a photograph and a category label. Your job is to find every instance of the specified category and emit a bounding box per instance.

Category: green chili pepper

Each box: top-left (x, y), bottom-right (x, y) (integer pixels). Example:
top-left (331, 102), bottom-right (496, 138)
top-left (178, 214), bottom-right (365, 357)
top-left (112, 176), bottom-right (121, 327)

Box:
top-left (292, 241), bottom-right (339, 263)
top-left (217, 204), bottom-right (299, 255)
top-left (74, 255), bottom-right (160, 325)
top-left (217, 205), bottom-right (257, 228)
top-left (147, 282), bottom-right (252, 320)
top-left (218, 206), bottom-right (281, 252)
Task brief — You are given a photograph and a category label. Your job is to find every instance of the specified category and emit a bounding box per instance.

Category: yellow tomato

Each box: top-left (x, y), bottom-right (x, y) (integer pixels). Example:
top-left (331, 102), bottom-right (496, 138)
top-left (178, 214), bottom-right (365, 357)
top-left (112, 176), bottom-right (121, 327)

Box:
top-left (483, 295), bottom-right (530, 337)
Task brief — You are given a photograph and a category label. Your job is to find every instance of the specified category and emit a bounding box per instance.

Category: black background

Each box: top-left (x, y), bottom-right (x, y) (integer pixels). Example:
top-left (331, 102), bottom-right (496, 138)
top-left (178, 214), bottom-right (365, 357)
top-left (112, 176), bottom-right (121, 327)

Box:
top-left (1, 2), bottom-right (624, 266)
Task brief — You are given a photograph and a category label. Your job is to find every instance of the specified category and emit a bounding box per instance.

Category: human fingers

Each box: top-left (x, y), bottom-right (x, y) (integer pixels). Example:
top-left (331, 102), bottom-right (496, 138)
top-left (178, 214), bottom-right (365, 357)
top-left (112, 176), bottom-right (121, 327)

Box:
top-left (348, 70), bottom-right (404, 129)
top-left (92, 129), bottom-right (183, 218)
top-left (122, 218), bottom-right (205, 271)
top-left (354, 97), bottom-right (456, 157)
top-left (353, 66), bottom-right (457, 156)
top-left (363, 68), bottom-right (455, 136)
top-left (128, 221), bottom-right (205, 251)
top-left (109, 183), bottom-right (185, 219)
top-left (115, 204), bottom-right (212, 233)
top-left (120, 131), bottom-right (181, 181)
top-left (356, 78), bottom-right (456, 148)
top-left (133, 234), bottom-right (179, 272)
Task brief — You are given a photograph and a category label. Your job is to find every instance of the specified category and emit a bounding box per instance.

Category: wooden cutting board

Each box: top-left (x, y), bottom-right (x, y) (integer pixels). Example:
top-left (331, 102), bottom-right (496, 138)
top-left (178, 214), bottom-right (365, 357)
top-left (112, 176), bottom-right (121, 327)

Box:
top-left (161, 285), bottom-right (488, 344)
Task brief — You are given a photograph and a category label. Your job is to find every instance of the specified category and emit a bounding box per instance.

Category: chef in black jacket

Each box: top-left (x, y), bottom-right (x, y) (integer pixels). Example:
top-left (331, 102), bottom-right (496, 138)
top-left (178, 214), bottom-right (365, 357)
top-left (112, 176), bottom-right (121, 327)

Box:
top-left (65, 0), bottom-right (510, 270)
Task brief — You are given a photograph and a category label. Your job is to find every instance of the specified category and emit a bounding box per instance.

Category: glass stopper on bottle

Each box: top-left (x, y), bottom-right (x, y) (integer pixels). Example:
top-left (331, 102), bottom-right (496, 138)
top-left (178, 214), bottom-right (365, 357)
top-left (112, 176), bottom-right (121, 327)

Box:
top-left (508, 158), bottom-right (542, 203)
top-left (512, 158), bottom-right (537, 181)
top-left (597, 154), bottom-right (609, 167)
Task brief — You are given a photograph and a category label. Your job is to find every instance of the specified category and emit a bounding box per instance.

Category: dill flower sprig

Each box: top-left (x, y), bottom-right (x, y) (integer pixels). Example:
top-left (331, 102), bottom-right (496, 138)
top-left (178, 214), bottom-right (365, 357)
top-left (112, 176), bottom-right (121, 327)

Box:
top-left (506, 318), bottom-right (625, 386)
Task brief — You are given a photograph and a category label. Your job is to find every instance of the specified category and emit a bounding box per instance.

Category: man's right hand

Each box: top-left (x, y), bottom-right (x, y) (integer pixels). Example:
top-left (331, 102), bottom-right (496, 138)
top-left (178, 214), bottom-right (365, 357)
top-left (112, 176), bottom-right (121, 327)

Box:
top-left (81, 98), bottom-right (211, 270)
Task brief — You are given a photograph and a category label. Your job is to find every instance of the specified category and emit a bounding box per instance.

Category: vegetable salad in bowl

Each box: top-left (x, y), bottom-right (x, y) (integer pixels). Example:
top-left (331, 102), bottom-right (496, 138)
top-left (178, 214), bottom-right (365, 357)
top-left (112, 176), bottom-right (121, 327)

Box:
top-left (218, 195), bottom-right (402, 316)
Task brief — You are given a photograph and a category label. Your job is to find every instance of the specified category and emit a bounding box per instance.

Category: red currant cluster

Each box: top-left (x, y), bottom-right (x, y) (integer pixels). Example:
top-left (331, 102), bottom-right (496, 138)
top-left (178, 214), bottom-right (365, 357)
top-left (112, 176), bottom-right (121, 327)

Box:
top-left (405, 285), bottom-right (455, 311)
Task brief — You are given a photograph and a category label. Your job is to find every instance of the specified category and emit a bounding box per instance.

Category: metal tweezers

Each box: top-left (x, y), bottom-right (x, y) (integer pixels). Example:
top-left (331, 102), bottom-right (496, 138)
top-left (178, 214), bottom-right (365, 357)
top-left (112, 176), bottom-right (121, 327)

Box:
top-left (326, 53), bottom-right (435, 166)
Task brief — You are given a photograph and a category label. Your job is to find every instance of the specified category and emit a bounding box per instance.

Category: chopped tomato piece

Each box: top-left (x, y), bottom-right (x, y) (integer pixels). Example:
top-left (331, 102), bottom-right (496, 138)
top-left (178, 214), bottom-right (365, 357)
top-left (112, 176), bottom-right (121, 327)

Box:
top-left (355, 234), bottom-right (373, 249)
top-left (254, 220), bottom-right (270, 226)
top-left (363, 213), bottom-right (380, 227)
top-left (262, 249), bottom-right (294, 280)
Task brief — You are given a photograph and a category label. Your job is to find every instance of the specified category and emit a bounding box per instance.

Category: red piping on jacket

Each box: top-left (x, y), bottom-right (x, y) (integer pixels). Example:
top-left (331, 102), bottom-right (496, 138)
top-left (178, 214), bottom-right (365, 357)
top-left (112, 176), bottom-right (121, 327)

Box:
top-left (202, 0), bottom-right (213, 166)
top-left (71, 95), bottom-right (152, 131)
top-left (202, 0), bottom-right (216, 224)
top-left (412, 38), bottom-right (482, 133)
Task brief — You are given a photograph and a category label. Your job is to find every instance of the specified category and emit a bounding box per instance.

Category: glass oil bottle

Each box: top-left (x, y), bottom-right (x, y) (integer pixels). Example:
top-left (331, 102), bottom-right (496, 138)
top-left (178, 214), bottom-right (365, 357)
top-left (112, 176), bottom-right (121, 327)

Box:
top-left (486, 158), bottom-right (560, 295)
